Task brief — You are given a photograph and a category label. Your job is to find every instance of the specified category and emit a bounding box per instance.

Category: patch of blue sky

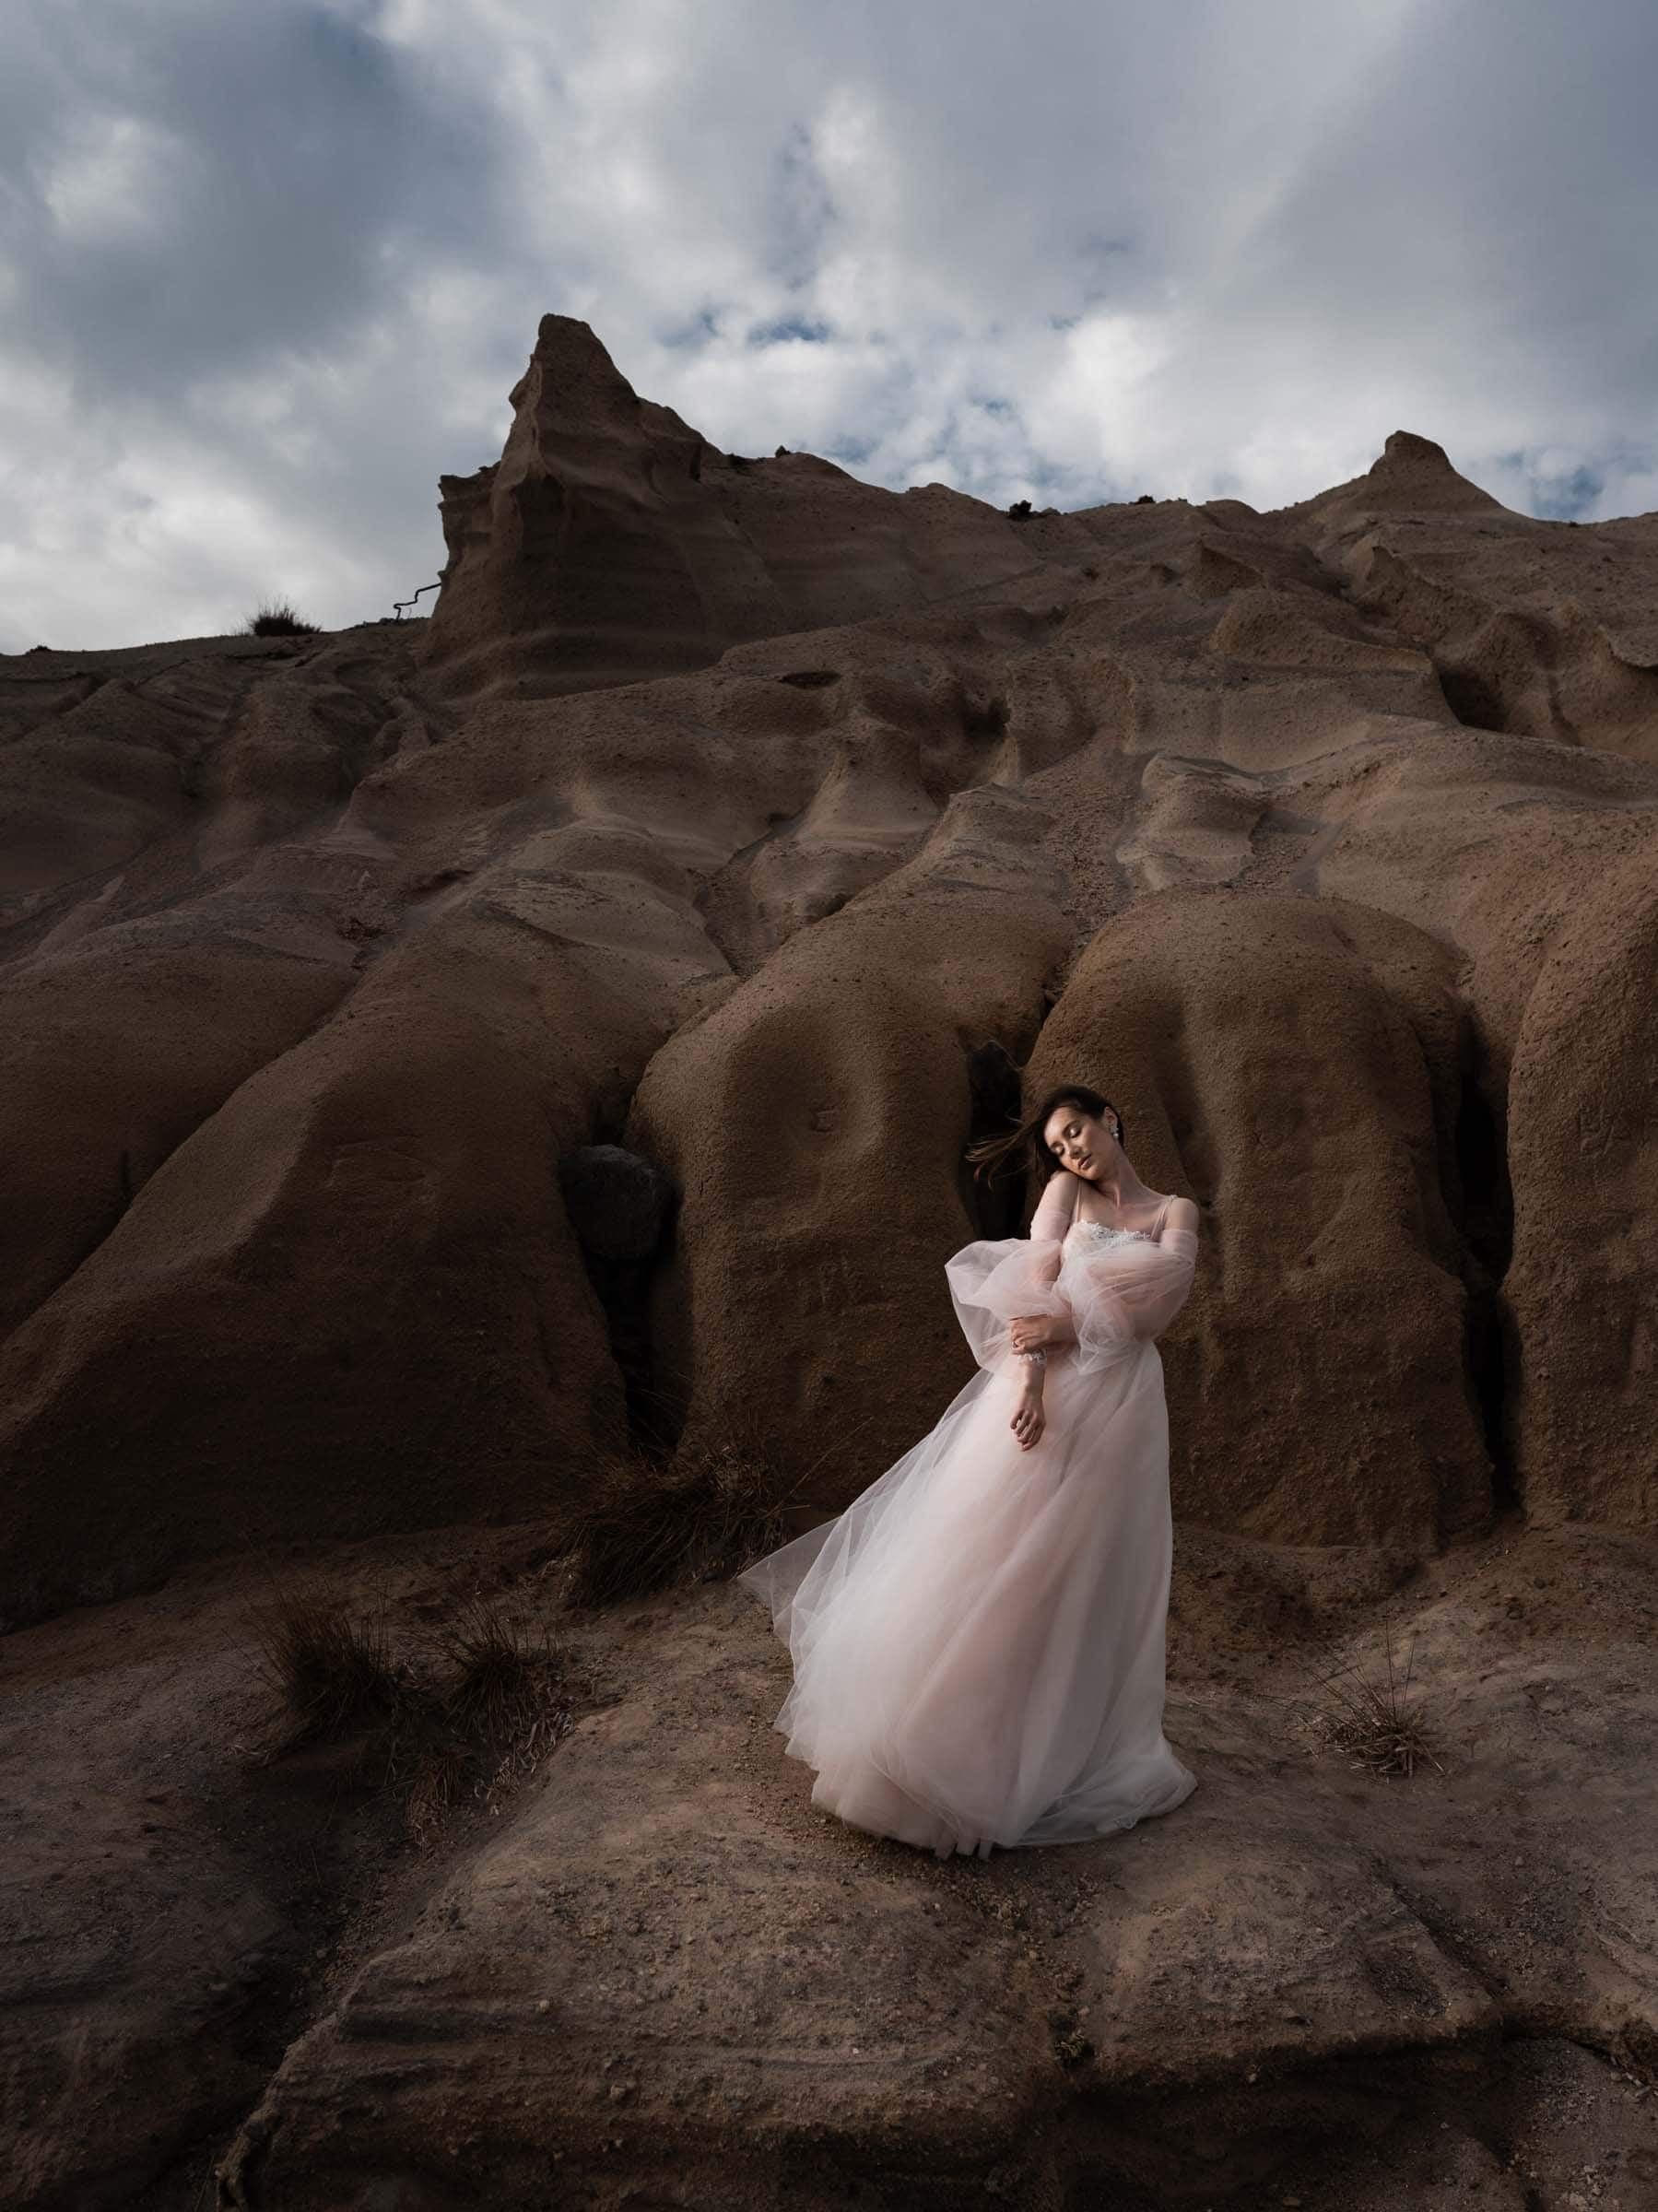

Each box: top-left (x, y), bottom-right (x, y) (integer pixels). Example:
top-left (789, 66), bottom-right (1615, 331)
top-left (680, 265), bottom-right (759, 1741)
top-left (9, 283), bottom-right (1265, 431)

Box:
top-left (657, 306), bottom-right (729, 348)
top-left (1529, 469), bottom-right (1604, 521)
top-left (1497, 447), bottom-right (1609, 520)
top-left (747, 317), bottom-right (833, 347)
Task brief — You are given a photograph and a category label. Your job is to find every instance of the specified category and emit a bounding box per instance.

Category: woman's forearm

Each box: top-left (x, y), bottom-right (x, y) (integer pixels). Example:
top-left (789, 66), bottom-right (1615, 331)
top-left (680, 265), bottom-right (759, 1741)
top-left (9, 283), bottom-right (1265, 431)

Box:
top-left (1009, 1312), bottom-right (1075, 1350)
top-left (1012, 1347), bottom-right (1047, 1389)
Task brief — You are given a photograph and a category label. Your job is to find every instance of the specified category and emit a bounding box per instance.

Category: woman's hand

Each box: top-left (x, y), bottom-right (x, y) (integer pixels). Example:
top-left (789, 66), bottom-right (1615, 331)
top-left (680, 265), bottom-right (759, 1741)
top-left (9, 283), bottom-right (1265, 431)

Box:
top-left (1010, 1382), bottom-right (1046, 1451)
top-left (1009, 1313), bottom-right (1065, 1355)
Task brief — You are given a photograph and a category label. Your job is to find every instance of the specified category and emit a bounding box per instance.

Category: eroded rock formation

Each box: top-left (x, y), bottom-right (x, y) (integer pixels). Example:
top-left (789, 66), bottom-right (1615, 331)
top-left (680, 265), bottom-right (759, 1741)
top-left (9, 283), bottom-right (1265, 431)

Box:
top-left (2, 317), bottom-right (1656, 1628)
top-left (6, 312), bottom-right (1658, 2211)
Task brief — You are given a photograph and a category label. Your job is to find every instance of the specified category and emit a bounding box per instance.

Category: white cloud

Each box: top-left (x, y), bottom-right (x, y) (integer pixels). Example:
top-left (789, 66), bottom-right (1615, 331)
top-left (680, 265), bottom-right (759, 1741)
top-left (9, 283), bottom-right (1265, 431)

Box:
top-left (1, 0), bottom-right (1655, 649)
top-left (41, 112), bottom-right (186, 245)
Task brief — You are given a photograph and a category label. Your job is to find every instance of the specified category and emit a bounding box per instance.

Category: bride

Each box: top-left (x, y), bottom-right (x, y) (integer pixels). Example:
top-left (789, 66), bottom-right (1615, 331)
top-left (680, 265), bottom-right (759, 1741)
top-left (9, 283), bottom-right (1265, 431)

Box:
top-left (737, 1084), bottom-right (1202, 1861)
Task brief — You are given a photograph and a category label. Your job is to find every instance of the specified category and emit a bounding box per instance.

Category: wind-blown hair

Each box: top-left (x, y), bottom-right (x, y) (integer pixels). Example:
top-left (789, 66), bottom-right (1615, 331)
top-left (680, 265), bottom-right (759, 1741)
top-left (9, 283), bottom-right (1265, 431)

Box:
top-left (964, 1082), bottom-right (1125, 1190)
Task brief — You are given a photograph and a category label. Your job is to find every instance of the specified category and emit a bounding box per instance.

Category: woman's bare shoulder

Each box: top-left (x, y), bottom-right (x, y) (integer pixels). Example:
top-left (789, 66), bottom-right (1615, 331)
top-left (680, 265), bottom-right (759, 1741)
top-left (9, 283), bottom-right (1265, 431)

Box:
top-left (1164, 1194), bottom-right (1200, 1235)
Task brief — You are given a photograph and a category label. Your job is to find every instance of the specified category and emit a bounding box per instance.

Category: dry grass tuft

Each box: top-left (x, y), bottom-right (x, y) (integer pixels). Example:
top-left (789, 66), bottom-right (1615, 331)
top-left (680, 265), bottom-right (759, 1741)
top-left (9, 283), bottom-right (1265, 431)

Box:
top-left (558, 1400), bottom-right (872, 1608)
top-left (248, 1584), bottom-right (412, 1752)
top-left (247, 1583), bottom-right (581, 1844)
top-left (245, 599), bottom-right (322, 636)
top-left (562, 1439), bottom-right (783, 1607)
top-left (399, 1735), bottom-right (473, 1849)
top-left (395, 1600), bottom-right (580, 1844)
top-left (1314, 1627), bottom-right (1444, 1778)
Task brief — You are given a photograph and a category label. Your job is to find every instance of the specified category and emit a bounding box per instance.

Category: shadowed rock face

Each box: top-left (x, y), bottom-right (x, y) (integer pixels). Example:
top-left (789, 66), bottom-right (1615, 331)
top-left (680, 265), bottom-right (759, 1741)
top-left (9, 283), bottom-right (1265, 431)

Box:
top-left (6, 315), bottom-right (1658, 2212)
top-left (624, 844), bottom-right (1072, 1518)
top-left (14, 1528), bottom-right (1658, 2212)
top-left (418, 313), bottom-right (1049, 702)
top-left (2, 315), bottom-right (1656, 1629)
top-left (1286, 432), bottom-right (1658, 761)
top-left (1026, 891), bottom-right (1490, 1550)
top-left (198, 1549), bottom-right (1658, 2212)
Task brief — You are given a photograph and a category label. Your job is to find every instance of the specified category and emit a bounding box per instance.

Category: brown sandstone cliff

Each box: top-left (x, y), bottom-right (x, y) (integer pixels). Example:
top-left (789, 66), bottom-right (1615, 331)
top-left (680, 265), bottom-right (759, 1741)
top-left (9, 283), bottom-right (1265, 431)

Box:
top-left (4, 315), bottom-right (1657, 2211)
top-left (4, 317), bottom-right (1653, 1622)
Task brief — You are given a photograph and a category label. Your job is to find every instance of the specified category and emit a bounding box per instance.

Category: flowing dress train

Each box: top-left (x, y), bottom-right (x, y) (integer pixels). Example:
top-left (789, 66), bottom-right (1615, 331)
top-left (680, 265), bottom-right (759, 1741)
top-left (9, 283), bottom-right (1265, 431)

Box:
top-left (737, 1170), bottom-right (1200, 1861)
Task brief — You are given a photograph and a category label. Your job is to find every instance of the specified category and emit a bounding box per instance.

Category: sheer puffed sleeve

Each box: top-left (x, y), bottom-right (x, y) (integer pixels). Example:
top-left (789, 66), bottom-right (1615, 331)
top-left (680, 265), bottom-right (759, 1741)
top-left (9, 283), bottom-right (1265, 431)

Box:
top-left (1068, 1221), bottom-right (1198, 1374)
top-left (944, 1171), bottom-right (1079, 1376)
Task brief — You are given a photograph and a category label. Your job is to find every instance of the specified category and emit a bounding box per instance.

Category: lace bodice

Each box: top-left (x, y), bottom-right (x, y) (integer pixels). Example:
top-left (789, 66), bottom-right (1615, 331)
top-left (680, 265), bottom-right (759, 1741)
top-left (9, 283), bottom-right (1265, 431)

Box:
top-left (1068, 1221), bottom-right (1158, 1250)
top-left (945, 1181), bottom-right (1198, 1377)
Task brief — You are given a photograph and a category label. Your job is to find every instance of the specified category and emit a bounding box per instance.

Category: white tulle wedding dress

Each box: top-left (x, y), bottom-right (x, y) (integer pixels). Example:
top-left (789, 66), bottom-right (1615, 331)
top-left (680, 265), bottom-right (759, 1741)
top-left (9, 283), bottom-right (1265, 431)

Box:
top-left (738, 1166), bottom-right (1200, 1861)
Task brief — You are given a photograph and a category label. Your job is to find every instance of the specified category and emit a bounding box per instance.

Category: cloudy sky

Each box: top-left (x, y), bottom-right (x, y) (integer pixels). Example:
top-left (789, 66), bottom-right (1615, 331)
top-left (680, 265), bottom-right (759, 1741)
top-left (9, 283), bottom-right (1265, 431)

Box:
top-left (4, 0), bottom-right (1656, 653)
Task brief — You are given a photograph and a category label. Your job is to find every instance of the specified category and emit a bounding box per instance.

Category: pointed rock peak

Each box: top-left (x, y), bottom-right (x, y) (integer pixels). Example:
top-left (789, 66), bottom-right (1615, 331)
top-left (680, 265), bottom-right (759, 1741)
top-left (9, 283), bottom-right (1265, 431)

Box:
top-left (1380, 429), bottom-right (1454, 468)
top-left (506, 313), bottom-right (659, 441)
top-left (1362, 429), bottom-right (1505, 512)
top-left (530, 312), bottom-right (633, 386)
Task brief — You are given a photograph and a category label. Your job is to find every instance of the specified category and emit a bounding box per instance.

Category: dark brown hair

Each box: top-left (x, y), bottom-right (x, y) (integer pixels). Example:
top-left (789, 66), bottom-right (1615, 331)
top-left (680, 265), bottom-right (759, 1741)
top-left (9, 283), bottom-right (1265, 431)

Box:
top-left (965, 1083), bottom-right (1125, 1188)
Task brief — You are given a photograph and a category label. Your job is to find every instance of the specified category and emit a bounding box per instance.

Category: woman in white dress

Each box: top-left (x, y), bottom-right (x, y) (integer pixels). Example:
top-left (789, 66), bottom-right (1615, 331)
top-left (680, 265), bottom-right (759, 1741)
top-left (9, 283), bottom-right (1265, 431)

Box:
top-left (737, 1084), bottom-right (1201, 1861)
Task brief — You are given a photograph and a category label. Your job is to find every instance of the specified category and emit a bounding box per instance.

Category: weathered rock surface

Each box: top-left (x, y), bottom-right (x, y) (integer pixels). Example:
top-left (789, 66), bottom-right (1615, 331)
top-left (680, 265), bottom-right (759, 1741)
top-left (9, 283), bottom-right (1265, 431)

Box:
top-left (206, 1524), bottom-right (1658, 2212)
top-left (1286, 430), bottom-right (1658, 761)
top-left (419, 315), bottom-right (1065, 702)
top-left (4, 319), bottom-right (1655, 1621)
top-left (6, 1514), bottom-right (1656, 2211)
top-left (1028, 890), bottom-right (1490, 1547)
top-left (624, 806), bottom-right (1070, 1514)
top-left (5, 313), bottom-right (1658, 2205)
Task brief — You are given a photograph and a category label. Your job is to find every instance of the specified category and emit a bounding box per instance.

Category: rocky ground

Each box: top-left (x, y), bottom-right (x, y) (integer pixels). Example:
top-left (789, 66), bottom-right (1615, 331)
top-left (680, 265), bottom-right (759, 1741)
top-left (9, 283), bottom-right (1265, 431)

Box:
top-left (6, 1506), bottom-right (1657, 2210)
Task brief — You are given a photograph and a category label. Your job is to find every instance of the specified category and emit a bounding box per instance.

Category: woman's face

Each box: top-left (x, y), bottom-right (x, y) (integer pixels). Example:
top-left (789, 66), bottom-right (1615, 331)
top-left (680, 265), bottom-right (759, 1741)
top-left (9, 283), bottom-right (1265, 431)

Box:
top-left (1043, 1104), bottom-right (1113, 1180)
